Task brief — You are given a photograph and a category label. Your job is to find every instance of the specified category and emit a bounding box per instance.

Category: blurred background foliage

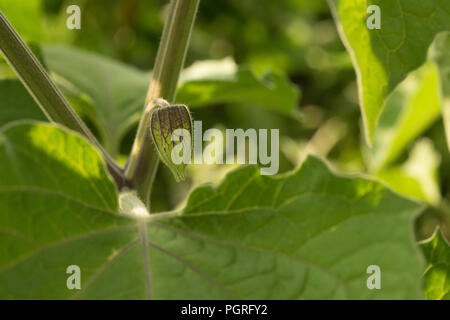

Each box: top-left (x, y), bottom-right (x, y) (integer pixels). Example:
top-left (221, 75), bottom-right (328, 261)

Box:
top-left (0, 0), bottom-right (448, 240)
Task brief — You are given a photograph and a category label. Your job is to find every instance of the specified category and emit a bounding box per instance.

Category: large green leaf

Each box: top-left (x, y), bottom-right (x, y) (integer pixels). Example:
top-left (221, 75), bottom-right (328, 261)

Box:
top-left (0, 122), bottom-right (424, 299)
top-left (0, 121), bottom-right (137, 299)
top-left (421, 229), bottom-right (450, 300)
top-left (41, 45), bottom-right (299, 156)
top-left (328, 0), bottom-right (450, 144)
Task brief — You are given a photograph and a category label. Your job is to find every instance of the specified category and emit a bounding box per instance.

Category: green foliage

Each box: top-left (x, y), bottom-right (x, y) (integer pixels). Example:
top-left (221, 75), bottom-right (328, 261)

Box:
top-left (0, 0), bottom-right (72, 44)
top-left (42, 44), bottom-right (149, 156)
top-left (363, 63), bottom-right (443, 204)
top-left (375, 139), bottom-right (442, 204)
top-left (177, 58), bottom-right (299, 116)
top-left (421, 229), bottom-right (450, 300)
top-left (0, 80), bottom-right (46, 127)
top-left (42, 45), bottom-right (298, 156)
top-left (0, 0), bottom-right (449, 300)
top-left (0, 0), bottom-right (43, 41)
top-left (0, 122), bottom-right (424, 298)
top-left (432, 33), bottom-right (450, 150)
top-left (365, 63), bottom-right (442, 172)
top-left (0, 122), bottom-right (126, 299)
top-left (329, 0), bottom-right (450, 144)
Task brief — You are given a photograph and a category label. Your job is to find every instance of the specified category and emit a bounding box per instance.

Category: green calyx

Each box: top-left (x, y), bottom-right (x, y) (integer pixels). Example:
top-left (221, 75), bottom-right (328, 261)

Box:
top-left (150, 103), bottom-right (193, 182)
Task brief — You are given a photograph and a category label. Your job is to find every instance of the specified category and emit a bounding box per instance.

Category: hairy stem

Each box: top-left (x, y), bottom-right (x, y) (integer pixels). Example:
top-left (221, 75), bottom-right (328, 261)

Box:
top-left (125, 0), bottom-right (199, 208)
top-left (0, 10), bottom-right (124, 186)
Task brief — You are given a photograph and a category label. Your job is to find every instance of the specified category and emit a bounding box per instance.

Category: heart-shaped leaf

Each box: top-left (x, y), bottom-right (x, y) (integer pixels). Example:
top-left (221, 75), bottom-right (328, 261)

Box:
top-left (0, 121), bottom-right (425, 299)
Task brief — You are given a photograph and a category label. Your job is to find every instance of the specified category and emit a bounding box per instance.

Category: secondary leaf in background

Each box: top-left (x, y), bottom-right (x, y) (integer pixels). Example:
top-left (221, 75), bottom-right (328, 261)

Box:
top-left (365, 63), bottom-right (442, 172)
top-left (0, 122), bottom-right (424, 299)
top-left (362, 63), bottom-right (444, 205)
top-left (432, 32), bottom-right (450, 151)
top-left (0, 0), bottom-right (42, 77)
top-left (328, 0), bottom-right (450, 144)
top-left (375, 138), bottom-right (441, 205)
top-left (42, 44), bottom-right (150, 157)
top-left (0, 0), bottom-right (71, 48)
top-left (0, 79), bottom-right (46, 127)
top-left (177, 58), bottom-right (300, 116)
top-left (41, 45), bottom-right (299, 156)
top-left (421, 229), bottom-right (450, 300)
top-left (0, 0), bottom-right (42, 42)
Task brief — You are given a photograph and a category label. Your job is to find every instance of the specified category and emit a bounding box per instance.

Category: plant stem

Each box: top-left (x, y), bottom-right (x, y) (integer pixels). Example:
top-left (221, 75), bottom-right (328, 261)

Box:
top-left (125, 0), bottom-right (200, 208)
top-left (0, 10), bottom-right (124, 186)
top-left (124, 98), bottom-right (169, 182)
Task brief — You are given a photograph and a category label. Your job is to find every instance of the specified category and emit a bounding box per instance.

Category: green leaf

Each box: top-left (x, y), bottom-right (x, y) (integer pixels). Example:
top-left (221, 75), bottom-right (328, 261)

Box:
top-left (375, 138), bottom-right (442, 204)
top-left (41, 44), bottom-right (150, 156)
top-left (432, 32), bottom-right (450, 151)
top-left (421, 229), bottom-right (450, 300)
top-left (0, 79), bottom-right (46, 127)
top-left (0, 121), bottom-right (133, 299)
top-left (0, 123), bottom-right (425, 299)
top-left (0, 0), bottom-right (43, 42)
top-left (176, 58), bottom-right (300, 116)
top-left (41, 46), bottom-right (299, 155)
top-left (328, 0), bottom-right (450, 144)
top-left (365, 62), bottom-right (442, 171)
